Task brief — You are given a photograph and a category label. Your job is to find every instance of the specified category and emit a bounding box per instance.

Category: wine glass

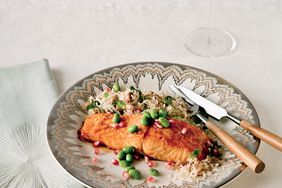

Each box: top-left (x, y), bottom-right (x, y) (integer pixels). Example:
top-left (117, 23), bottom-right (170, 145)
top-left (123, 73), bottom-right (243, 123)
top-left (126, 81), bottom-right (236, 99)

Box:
top-left (185, 0), bottom-right (237, 57)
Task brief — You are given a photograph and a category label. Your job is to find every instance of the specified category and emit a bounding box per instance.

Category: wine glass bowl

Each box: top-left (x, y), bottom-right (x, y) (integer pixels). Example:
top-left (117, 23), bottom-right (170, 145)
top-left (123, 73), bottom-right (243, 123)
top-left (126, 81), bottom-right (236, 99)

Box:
top-left (185, 27), bottom-right (237, 57)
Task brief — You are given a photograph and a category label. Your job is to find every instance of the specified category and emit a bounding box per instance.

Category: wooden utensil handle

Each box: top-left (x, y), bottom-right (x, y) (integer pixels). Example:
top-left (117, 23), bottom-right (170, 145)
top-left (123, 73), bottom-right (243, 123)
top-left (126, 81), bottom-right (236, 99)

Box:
top-left (206, 121), bottom-right (265, 173)
top-left (240, 120), bottom-right (282, 152)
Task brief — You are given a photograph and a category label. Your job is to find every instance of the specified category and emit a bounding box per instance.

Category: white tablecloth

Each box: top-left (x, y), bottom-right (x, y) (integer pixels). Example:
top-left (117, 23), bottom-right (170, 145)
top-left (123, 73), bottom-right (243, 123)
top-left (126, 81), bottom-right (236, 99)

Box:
top-left (1, 0), bottom-right (282, 187)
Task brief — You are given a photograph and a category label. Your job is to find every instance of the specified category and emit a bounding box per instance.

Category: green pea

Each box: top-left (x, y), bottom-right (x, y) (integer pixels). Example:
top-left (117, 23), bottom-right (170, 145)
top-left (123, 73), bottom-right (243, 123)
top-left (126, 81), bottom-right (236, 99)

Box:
top-left (116, 100), bottom-right (125, 109)
top-left (128, 169), bottom-right (142, 180)
top-left (143, 111), bottom-right (151, 119)
top-left (112, 81), bottom-right (120, 92)
top-left (117, 151), bottom-right (127, 160)
top-left (128, 125), bottom-right (138, 133)
top-left (149, 168), bottom-right (160, 176)
top-left (125, 166), bottom-right (135, 172)
top-left (159, 109), bottom-right (168, 118)
top-left (103, 92), bottom-right (109, 98)
top-left (112, 113), bottom-right (120, 123)
top-left (141, 116), bottom-right (150, 126)
top-left (159, 117), bottom-right (169, 128)
top-left (126, 154), bottom-right (134, 163)
top-left (150, 109), bottom-right (159, 119)
top-left (123, 146), bottom-right (135, 154)
top-left (119, 160), bottom-right (131, 168)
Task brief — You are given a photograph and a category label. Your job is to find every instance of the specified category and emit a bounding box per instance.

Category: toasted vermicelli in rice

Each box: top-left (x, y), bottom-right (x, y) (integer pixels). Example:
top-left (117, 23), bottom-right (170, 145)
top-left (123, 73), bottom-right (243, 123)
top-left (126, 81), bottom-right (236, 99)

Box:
top-left (85, 87), bottom-right (194, 122)
top-left (171, 156), bottom-right (222, 181)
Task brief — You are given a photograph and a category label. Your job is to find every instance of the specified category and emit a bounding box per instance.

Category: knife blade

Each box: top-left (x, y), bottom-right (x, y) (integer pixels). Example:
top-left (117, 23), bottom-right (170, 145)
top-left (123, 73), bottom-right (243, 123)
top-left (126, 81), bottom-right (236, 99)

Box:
top-left (169, 85), bottom-right (195, 106)
top-left (176, 85), bottom-right (282, 152)
top-left (175, 85), bottom-right (238, 123)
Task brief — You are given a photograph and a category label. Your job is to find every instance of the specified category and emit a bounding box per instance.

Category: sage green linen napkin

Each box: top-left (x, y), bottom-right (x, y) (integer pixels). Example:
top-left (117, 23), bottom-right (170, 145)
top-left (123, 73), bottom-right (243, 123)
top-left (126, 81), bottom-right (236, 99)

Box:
top-left (0, 59), bottom-right (82, 188)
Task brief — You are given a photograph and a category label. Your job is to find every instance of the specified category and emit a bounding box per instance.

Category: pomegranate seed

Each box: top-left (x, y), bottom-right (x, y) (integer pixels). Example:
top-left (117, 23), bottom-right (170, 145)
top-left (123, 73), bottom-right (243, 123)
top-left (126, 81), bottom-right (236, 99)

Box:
top-left (154, 121), bottom-right (163, 128)
top-left (135, 109), bottom-right (141, 114)
top-left (147, 176), bottom-right (155, 183)
top-left (127, 111), bottom-right (133, 115)
top-left (112, 159), bottom-right (119, 165)
top-left (93, 148), bottom-right (99, 155)
top-left (134, 155), bottom-right (140, 160)
top-left (118, 121), bottom-right (126, 128)
top-left (168, 119), bottom-right (175, 123)
top-left (110, 123), bottom-right (119, 128)
top-left (148, 160), bottom-right (155, 167)
top-left (145, 156), bottom-right (149, 163)
top-left (181, 128), bottom-right (187, 134)
top-left (213, 148), bottom-right (220, 157)
top-left (165, 161), bottom-right (175, 169)
top-left (93, 141), bottom-right (100, 147)
top-left (92, 157), bottom-right (98, 163)
top-left (122, 171), bottom-right (130, 179)
top-left (125, 95), bottom-right (131, 103)
top-left (126, 104), bottom-right (133, 110)
top-left (114, 149), bottom-right (120, 155)
top-left (78, 132), bottom-right (89, 141)
top-left (167, 161), bottom-right (175, 166)
top-left (78, 135), bottom-right (86, 141)
top-left (207, 140), bottom-right (214, 147)
top-left (202, 146), bottom-right (209, 155)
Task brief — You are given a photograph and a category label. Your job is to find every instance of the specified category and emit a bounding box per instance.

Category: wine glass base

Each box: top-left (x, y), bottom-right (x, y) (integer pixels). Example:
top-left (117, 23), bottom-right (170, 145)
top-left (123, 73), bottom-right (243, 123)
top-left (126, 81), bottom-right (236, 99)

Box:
top-left (185, 28), bottom-right (237, 57)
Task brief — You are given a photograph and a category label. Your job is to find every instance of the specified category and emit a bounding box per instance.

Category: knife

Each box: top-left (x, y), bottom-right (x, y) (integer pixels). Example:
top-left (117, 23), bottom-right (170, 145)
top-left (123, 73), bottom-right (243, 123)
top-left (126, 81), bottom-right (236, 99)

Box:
top-left (169, 85), bottom-right (265, 173)
top-left (176, 85), bottom-right (282, 152)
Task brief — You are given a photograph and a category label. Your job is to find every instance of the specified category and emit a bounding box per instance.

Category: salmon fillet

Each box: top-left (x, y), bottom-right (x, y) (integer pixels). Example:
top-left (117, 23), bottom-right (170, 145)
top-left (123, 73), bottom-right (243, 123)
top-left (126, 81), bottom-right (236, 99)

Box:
top-left (80, 113), bottom-right (149, 151)
top-left (80, 113), bottom-right (211, 163)
top-left (142, 118), bottom-right (210, 163)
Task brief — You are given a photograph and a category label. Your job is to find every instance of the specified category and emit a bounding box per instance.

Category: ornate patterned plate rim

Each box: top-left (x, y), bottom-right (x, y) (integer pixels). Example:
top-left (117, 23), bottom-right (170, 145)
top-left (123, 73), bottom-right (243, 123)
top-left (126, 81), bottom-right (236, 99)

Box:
top-left (47, 61), bottom-right (261, 188)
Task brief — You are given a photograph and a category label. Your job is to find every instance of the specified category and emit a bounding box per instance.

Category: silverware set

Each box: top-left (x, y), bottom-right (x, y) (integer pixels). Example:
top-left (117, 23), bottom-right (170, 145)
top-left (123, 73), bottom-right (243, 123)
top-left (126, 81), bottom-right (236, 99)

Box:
top-left (170, 85), bottom-right (282, 173)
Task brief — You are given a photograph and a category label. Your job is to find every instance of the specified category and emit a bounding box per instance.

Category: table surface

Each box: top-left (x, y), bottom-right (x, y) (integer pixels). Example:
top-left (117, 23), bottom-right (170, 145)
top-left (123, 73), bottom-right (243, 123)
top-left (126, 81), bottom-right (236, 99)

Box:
top-left (1, 0), bottom-right (282, 187)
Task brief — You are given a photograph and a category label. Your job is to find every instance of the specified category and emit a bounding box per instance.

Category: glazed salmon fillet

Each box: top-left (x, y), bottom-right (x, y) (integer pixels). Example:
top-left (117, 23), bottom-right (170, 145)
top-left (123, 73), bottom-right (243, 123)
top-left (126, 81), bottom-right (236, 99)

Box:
top-left (80, 113), bottom-right (210, 163)
top-left (81, 113), bottom-right (149, 151)
top-left (142, 118), bottom-right (210, 163)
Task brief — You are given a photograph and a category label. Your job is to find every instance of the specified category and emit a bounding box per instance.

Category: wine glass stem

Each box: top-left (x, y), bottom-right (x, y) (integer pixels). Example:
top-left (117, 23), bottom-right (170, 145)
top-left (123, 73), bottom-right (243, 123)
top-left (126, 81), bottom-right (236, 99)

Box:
top-left (208, 0), bottom-right (215, 43)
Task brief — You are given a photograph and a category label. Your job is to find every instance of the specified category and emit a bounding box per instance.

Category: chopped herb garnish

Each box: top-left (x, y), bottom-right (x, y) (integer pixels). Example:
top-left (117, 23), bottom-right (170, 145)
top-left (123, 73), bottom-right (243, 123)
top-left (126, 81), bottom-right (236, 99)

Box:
top-left (86, 100), bottom-right (100, 111)
top-left (173, 116), bottom-right (182, 119)
top-left (138, 93), bottom-right (144, 102)
top-left (191, 149), bottom-right (199, 158)
top-left (162, 96), bottom-right (173, 105)
top-left (130, 86), bottom-right (136, 91)
top-left (86, 103), bottom-right (95, 111)
top-left (130, 85), bottom-right (144, 102)
top-left (190, 115), bottom-right (202, 124)
top-left (112, 100), bottom-right (117, 106)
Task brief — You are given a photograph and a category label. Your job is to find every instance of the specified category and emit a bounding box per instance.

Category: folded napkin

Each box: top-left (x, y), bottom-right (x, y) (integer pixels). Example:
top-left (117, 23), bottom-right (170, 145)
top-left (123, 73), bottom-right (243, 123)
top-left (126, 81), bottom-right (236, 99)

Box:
top-left (0, 59), bottom-right (82, 188)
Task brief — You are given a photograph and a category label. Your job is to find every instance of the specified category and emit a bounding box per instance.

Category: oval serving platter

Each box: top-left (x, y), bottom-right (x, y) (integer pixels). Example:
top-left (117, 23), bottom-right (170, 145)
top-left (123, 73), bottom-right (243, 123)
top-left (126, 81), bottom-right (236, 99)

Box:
top-left (47, 62), bottom-right (260, 188)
